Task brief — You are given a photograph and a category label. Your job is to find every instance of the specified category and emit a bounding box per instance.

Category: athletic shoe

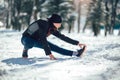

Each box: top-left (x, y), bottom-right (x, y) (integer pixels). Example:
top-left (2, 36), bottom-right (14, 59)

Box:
top-left (76, 46), bottom-right (86, 57)
top-left (22, 50), bottom-right (28, 58)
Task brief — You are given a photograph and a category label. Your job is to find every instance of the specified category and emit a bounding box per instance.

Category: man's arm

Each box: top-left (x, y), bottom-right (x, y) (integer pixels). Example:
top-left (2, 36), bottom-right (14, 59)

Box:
top-left (37, 27), bottom-right (57, 60)
top-left (52, 30), bottom-right (79, 45)
top-left (38, 36), bottom-right (57, 60)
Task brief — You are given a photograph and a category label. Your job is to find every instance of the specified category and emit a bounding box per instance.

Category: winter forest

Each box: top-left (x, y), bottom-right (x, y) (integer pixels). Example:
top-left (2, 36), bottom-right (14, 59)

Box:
top-left (0, 0), bottom-right (120, 80)
top-left (0, 0), bottom-right (119, 36)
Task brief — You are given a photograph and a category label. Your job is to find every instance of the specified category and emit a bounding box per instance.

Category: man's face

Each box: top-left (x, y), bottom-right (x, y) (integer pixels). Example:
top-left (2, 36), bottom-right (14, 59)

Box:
top-left (53, 23), bottom-right (61, 29)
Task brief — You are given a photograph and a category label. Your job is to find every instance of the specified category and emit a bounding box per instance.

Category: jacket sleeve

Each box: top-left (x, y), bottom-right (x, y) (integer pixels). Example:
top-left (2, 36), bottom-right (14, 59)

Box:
top-left (52, 30), bottom-right (79, 45)
top-left (38, 29), bottom-right (51, 55)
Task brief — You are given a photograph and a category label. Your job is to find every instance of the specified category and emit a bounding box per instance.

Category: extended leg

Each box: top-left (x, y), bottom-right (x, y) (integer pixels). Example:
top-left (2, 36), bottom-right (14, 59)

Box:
top-left (33, 41), bottom-right (73, 56)
top-left (48, 42), bottom-right (73, 56)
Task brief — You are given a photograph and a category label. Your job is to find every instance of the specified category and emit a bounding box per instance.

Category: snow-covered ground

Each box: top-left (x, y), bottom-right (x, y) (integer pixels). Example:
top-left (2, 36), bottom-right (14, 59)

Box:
top-left (0, 29), bottom-right (120, 80)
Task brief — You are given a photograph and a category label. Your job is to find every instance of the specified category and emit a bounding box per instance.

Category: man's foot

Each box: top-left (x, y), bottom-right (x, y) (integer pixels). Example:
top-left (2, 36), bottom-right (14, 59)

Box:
top-left (76, 46), bottom-right (86, 57)
top-left (22, 50), bottom-right (28, 58)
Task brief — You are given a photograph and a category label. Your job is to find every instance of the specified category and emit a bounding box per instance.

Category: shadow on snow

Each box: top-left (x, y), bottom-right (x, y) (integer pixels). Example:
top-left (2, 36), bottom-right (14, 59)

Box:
top-left (2, 57), bottom-right (49, 65)
top-left (1, 57), bottom-right (78, 66)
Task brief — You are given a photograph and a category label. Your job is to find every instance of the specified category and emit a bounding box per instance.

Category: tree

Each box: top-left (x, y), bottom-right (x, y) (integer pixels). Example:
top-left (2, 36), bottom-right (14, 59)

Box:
top-left (11, 0), bottom-right (22, 31)
top-left (5, 0), bottom-right (12, 29)
top-left (88, 0), bottom-right (103, 36)
top-left (110, 0), bottom-right (119, 34)
top-left (104, 0), bottom-right (119, 36)
top-left (83, 1), bottom-right (92, 33)
top-left (104, 0), bottom-right (110, 36)
top-left (77, 1), bottom-right (81, 33)
top-left (4, 0), bottom-right (34, 30)
top-left (68, 14), bottom-right (76, 33)
top-left (117, 14), bottom-right (120, 35)
top-left (42, 0), bottom-right (75, 31)
top-left (32, 0), bottom-right (46, 20)
top-left (21, 0), bottom-right (34, 25)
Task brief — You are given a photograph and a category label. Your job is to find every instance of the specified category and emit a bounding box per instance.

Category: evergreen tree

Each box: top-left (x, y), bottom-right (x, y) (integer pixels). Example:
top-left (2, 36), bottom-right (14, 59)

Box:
top-left (88, 0), bottom-right (103, 36)
top-left (110, 0), bottom-right (119, 34)
top-left (4, 0), bottom-right (75, 31)
top-left (4, 0), bottom-right (34, 30)
top-left (11, 0), bottom-right (22, 31)
top-left (104, 0), bottom-right (119, 36)
top-left (21, 0), bottom-right (34, 25)
top-left (32, 0), bottom-right (45, 20)
top-left (42, 0), bottom-right (75, 31)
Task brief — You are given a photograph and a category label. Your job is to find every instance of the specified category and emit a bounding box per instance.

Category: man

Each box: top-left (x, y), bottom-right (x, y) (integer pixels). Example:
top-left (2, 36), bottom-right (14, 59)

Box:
top-left (21, 14), bottom-right (86, 60)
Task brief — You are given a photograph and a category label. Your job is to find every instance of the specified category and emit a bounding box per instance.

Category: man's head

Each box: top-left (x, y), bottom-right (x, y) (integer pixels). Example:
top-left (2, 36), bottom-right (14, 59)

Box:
top-left (48, 14), bottom-right (62, 29)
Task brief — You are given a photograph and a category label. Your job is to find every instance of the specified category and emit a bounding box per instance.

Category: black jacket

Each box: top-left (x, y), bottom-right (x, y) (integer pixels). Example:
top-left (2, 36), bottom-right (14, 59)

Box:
top-left (23, 19), bottom-right (79, 55)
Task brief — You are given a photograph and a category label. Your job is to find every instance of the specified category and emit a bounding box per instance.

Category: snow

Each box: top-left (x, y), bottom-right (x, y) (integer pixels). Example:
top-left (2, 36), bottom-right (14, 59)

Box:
top-left (0, 22), bottom-right (4, 27)
top-left (0, 29), bottom-right (120, 80)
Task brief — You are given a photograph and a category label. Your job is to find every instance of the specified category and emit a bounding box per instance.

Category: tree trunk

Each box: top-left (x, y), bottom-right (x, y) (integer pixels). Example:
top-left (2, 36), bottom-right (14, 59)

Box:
top-left (6, 11), bottom-right (10, 29)
top-left (68, 24), bottom-right (72, 33)
top-left (105, 0), bottom-right (109, 36)
top-left (33, 0), bottom-right (38, 20)
top-left (92, 21), bottom-right (97, 36)
top-left (83, 20), bottom-right (87, 33)
top-left (83, 13), bottom-right (89, 33)
top-left (77, 2), bottom-right (81, 33)
top-left (110, 0), bottom-right (119, 34)
top-left (118, 29), bottom-right (120, 35)
top-left (33, 9), bottom-right (38, 20)
top-left (6, 0), bottom-right (12, 29)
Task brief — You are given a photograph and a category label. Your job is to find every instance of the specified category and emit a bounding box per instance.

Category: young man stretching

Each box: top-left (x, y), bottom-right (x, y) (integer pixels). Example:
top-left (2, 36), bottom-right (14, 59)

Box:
top-left (21, 14), bottom-right (86, 60)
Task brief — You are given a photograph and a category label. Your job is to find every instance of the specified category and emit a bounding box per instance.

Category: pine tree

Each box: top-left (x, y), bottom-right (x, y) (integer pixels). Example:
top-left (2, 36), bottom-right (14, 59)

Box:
top-left (42, 0), bottom-right (75, 31)
top-left (89, 0), bottom-right (103, 36)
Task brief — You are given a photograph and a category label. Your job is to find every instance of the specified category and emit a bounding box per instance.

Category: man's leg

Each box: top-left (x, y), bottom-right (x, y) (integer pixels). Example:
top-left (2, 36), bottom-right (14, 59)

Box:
top-left (33, 41), bottom-right (73, 56)
top-left (21, 37), bottom-right (35, 57)
top-left (48, 42), bottom-right (73, 56)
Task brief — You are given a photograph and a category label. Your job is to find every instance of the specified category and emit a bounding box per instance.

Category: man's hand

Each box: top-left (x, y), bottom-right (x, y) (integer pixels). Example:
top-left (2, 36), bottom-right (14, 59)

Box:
top-left (78, 43), bottom-right (86, 48)
top-left (49, 54), bottom-right (57, 60)
top-left (78, 43), bottom-right (87, 53)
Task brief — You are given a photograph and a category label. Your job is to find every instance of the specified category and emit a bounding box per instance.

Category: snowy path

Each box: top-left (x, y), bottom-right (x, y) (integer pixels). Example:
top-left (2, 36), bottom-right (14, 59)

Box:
top-left (0, 30), bottom-right (120, 80)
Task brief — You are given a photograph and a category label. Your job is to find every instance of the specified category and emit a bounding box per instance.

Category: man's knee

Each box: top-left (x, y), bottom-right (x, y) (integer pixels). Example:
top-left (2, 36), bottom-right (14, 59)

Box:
top-left (21, 37), bottom-right (34, 49)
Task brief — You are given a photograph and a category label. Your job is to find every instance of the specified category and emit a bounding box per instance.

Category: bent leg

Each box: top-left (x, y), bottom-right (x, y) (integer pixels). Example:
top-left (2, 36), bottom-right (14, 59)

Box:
top-left (21, 36), bottom-right (35, 57)
top-left (33, 41), bottom-right (43, 48)
top-left (48, 42), bottom-right (73, 56)
top-left (21, 37), bottom-right (35, 50)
